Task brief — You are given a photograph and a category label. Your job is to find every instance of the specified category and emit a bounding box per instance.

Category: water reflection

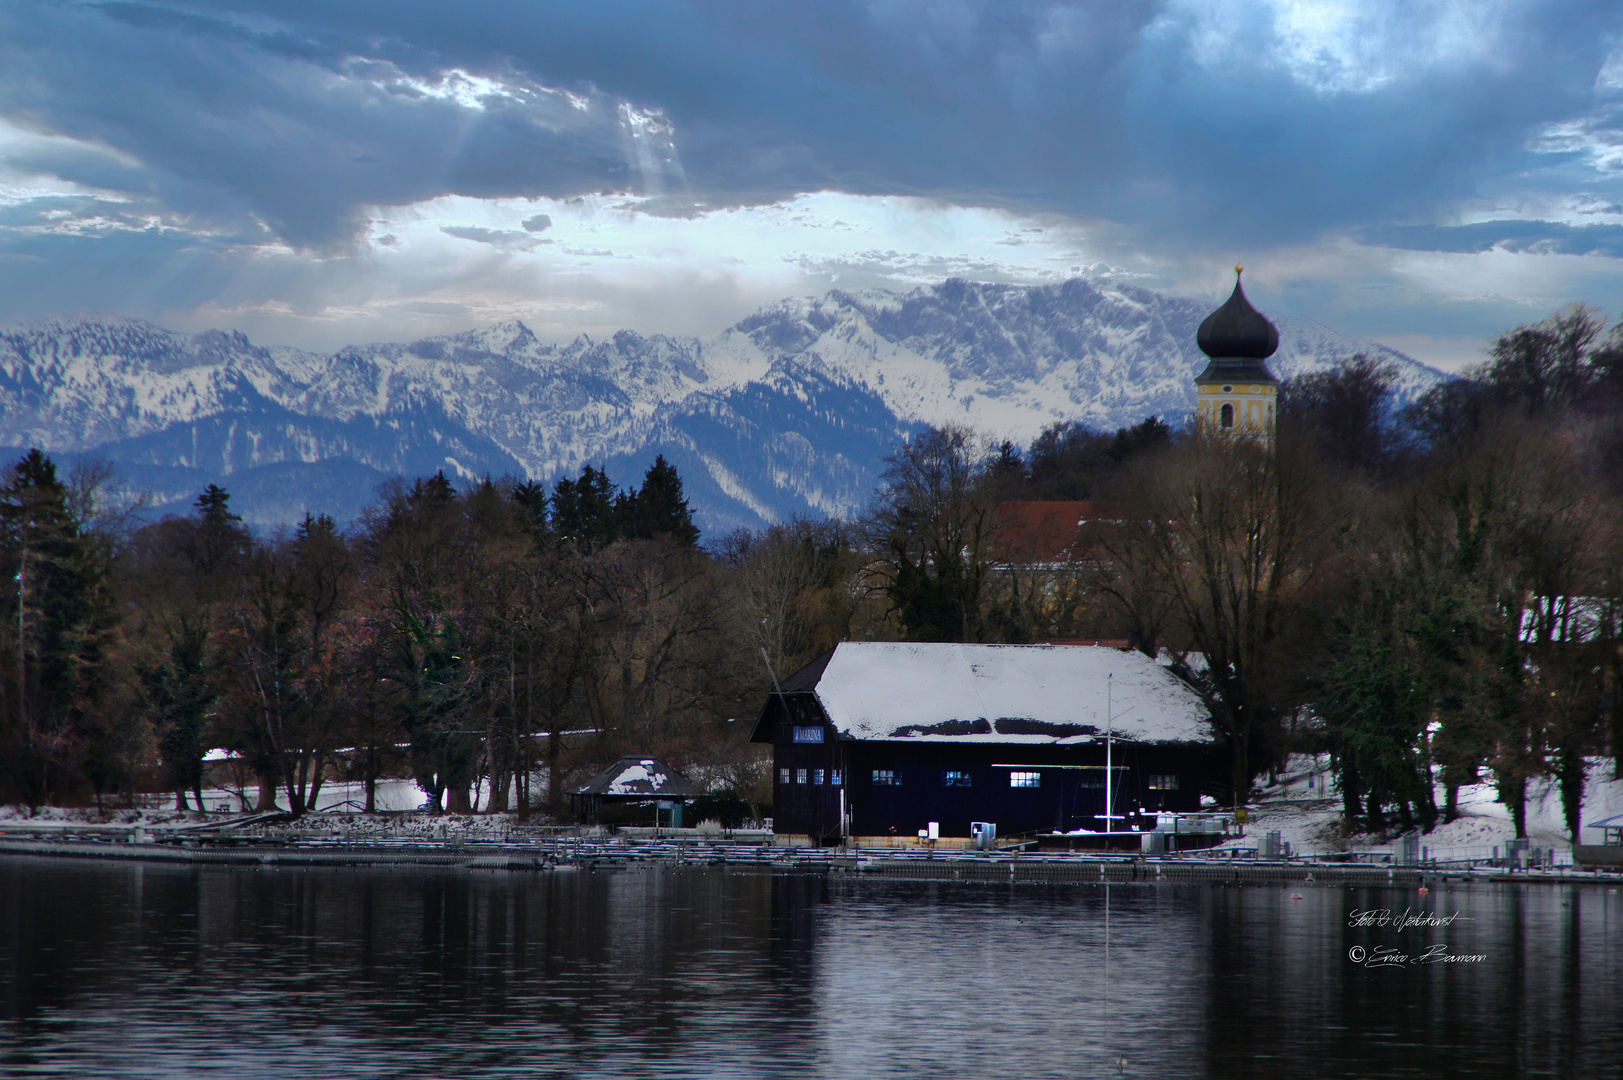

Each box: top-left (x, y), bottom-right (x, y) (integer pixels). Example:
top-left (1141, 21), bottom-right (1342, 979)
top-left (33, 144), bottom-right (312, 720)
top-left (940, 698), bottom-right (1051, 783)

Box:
top-left (0, 859), bottom-right (1620, 1078)
top-left (1198, 881), bottom-right (1623, 1079)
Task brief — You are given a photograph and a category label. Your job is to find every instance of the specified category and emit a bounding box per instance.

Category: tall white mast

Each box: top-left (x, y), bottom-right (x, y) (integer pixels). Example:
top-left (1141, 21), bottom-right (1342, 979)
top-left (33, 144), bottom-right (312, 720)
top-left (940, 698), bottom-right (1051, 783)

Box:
top-left (1105, 673), bottom-right (1112, 833)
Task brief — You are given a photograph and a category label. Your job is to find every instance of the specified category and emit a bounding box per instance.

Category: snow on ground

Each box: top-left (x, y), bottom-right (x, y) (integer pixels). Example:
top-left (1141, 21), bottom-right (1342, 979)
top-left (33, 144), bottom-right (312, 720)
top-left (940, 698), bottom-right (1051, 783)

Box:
top-left (196, 774), bottom-right (556, 814)
top-left (0, 803), bottom-right (197, 830)
top-left (164, 778), bottom-right (432, 815)
top-left (0, 778), bottom-right (561, 835)
top-left (6, 756), bottom-right (1623, 854)
top-left (1219, 755), bottom-right (1623, 858)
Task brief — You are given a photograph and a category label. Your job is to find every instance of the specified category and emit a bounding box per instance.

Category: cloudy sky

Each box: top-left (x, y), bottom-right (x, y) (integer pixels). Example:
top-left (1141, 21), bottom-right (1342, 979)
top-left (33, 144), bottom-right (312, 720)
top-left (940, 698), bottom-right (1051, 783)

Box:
top-left (3, 1), bottom-right (1623, 369)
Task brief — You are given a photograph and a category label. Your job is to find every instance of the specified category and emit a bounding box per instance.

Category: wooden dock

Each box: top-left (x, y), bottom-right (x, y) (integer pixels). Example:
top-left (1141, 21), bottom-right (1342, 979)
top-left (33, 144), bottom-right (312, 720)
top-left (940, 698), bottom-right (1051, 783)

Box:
top-left (1, 831), bottom-right (1619, 887)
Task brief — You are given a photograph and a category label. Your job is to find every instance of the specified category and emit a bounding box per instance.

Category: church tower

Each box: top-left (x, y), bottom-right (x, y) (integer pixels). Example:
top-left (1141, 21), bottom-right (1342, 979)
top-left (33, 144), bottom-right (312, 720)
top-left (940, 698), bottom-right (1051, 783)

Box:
top-left (1194, 265), bottom-right (1279, 437)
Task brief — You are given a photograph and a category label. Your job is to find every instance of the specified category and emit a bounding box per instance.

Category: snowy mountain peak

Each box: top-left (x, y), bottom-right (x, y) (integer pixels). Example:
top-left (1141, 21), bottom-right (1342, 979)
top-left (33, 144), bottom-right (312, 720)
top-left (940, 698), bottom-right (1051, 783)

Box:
top-left (0, 277), bottom-right (1448, 532)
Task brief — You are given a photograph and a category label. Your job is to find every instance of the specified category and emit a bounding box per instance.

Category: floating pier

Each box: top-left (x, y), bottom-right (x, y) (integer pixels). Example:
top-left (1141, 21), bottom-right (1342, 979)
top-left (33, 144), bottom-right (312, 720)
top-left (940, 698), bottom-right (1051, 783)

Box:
top-left (0, 826), bottom-right (1618, 887)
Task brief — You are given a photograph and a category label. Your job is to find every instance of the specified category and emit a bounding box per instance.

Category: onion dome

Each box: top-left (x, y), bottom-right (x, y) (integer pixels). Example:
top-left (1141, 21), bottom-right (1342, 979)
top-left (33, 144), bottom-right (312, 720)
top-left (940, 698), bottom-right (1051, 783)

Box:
top-left (1195, 265), bottom-right (1279, 384)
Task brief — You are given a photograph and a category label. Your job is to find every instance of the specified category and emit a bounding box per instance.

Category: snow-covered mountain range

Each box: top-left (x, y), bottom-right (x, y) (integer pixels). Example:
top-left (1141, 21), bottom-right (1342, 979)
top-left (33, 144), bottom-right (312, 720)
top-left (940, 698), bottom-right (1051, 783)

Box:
top-left (0, 277), bottom-right (1448, 534)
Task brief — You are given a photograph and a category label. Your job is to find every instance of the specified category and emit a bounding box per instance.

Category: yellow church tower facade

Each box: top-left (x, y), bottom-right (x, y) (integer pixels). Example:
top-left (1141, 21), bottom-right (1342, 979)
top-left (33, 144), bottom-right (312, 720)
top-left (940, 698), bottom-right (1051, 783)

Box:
top-left (1194, 265), bottom-right (1279, 437)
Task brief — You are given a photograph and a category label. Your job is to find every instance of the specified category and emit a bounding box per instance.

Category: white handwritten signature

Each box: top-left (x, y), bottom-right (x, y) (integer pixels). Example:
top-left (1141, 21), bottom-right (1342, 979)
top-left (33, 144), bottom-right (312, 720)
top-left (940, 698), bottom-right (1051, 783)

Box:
top-left (1347, 907), bottom-right (1474, 931)
top-left (1347, 944), bottom-right (1487, 966)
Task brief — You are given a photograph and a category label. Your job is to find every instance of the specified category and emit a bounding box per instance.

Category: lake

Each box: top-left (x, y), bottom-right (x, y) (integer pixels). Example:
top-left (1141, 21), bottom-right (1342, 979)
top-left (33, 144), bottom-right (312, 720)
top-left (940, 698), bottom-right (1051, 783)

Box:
top-left (1, 858), bottom-right (1621, 1078)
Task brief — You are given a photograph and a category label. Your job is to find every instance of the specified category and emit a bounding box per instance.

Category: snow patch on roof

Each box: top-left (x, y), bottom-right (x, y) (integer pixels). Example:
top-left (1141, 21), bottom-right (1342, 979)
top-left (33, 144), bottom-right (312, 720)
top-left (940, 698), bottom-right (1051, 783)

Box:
top-left (606, 762), bottom-right (667, 795)
top-left (571, 755), bottom-right (701, 797)
top-left (811, 642), bottom-right (1213, 744)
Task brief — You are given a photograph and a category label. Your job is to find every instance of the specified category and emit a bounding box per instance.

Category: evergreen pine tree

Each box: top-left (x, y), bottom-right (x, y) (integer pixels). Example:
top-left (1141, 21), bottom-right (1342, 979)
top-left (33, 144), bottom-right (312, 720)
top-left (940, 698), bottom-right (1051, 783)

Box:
top-left (413, 471), bottom-right (456, 506)
top-left (510, 481), bottom-right (549, 537)
top-left (0, 449), bottom-right (118, 804)
top-left (550, 465), bottom-right (619, 551)
top-left (626, 455), bottom-right (700, 546)
top-left (189, 483), bottom-right (249, 578)
top-left (140, 614), bottom-right (214, 811)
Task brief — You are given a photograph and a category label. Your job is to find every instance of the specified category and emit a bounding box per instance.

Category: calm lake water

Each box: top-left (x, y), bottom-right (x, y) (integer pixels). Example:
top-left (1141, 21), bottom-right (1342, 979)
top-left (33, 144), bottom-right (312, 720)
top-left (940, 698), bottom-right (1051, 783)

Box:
top-left (2, 858), bottom-right (1622, 1079)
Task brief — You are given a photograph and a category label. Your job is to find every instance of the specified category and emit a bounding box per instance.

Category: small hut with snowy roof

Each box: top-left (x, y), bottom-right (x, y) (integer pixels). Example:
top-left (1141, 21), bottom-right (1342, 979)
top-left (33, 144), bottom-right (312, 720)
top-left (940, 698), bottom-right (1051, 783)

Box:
top-left (569, 755), bottom-right (702, 826)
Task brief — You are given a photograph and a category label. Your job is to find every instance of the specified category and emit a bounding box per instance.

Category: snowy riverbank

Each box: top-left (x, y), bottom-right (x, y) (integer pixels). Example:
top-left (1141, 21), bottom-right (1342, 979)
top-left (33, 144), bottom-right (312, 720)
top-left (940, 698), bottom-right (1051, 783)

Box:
top-left (1216, 755), bottom-right (1623, 861)
top-left (4, 758), bottom-right (1622, 858)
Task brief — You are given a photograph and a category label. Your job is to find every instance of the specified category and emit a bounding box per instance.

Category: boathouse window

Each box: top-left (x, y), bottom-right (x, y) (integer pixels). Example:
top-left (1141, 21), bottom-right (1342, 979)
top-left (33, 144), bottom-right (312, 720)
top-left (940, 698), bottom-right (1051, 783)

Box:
top-left (1009, 771), bottom-right (1041, 788)
top-left (1148, 775), bottom-right (1180, 790)
top-left (796, 769), bottom-right (808, 784)
top-left (943, 770), bottom-right (972, 787)
top-left (793, 726), bottom-right (824, 744)
top-left (871, 769), bottom-right (900, 785)
top-left (813, 769), bottom-right (825, 784)
top-left (779, 768), bottom-right (790, 785)
top-left (831, 769), bottom-right (843, 785)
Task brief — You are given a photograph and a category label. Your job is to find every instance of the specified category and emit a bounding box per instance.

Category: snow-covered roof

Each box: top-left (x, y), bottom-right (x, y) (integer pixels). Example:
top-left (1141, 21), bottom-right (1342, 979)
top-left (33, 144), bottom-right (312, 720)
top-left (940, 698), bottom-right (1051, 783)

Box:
top-left (570, 756), bottom-right (701, 798)
top-left (801, 642), bottom-right (1213, 745)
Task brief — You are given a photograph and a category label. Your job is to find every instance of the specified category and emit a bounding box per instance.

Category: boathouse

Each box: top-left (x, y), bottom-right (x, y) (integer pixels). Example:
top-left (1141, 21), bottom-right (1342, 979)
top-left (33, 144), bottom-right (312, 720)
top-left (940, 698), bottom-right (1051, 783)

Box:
top-left (750, 642), bottom-right (1222, 845)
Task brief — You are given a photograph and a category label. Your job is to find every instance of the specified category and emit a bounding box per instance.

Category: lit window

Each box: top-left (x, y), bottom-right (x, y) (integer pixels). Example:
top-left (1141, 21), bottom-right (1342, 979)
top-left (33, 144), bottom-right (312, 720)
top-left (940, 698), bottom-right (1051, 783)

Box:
top-left (831, 770), bottom-right (843, 785)
top-left (943, 770), bottom-right (972, 787)
top-left (871, 769), bottom-right (899, 786)
top-left (1010, 771), bottom-right (1040, 788)
top-left (813, 769), bottom-right (825, 785)
top-left (793, 726), bottom-right (824, 744)
top-left (796, 769), bottom-right (808, 784)
top-left (1149, 774), bottom-right (1180, 791)
top-left (779, 768), bottom-right (790, 785)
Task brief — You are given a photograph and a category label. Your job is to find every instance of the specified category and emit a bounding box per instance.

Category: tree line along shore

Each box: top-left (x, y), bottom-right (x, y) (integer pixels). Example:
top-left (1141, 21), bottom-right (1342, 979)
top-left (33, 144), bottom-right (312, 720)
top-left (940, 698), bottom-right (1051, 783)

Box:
top-left (2, 304), bottom-right (1621, 845)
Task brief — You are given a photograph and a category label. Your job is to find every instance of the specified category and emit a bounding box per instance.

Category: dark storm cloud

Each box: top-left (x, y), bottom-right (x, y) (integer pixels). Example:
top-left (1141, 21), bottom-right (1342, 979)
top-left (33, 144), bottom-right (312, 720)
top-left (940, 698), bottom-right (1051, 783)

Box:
top-left (52, 2), bottom-right (1623, 245)
top-left (0, 1), bottom-right (677, 247)
top-left (188, 0), bottom-right (1161, 216)
top-left (5, 0), bottom-right (1623, 348)
top-left (5, 1), bottom-right (1623, 253)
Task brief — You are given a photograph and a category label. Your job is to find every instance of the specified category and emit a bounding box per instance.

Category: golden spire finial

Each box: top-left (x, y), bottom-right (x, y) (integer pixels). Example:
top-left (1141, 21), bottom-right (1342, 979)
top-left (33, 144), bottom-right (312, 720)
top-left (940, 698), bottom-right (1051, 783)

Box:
top-left (1235, 262), bottom-right (1244, 276)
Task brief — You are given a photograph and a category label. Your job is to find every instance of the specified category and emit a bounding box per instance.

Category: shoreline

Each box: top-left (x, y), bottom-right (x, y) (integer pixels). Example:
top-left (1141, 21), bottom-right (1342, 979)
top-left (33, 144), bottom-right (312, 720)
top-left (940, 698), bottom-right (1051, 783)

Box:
top-left (2, 832), bottom-right (1620, 888)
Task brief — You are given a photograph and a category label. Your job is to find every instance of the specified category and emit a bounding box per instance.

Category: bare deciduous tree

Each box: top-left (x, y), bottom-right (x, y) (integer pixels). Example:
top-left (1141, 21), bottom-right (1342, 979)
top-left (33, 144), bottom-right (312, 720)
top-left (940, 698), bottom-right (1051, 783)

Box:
top-left (1108, 428), bottom-right (1335, 805)
top-left (864, 424), bottom-right (1002, 642)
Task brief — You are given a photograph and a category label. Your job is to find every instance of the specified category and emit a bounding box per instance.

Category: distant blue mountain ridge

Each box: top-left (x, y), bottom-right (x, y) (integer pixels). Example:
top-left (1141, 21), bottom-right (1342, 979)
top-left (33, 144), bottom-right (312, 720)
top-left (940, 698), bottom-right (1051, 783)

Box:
top-left (0, 278), bottom-right (1447, 535)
